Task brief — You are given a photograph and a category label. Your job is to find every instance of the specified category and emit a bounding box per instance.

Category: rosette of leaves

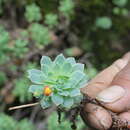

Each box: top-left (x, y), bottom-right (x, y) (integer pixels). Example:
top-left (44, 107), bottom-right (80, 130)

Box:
top-left (28, 54), bottom-right (87, 110)
top-left (12, 39), bottom-right (28, 58)
top-left (45, 13), bottom-right (58, 28)
top-left (13, 78), bottom-right (32, 103)
top-left (59, 0), bottom-right (75, 18)
top-left (25, 3), bottom-right (42, 22)
top-left (29, 23), bottom-right (52, 47)
top-left (95, 17), bottom-right (112, 29)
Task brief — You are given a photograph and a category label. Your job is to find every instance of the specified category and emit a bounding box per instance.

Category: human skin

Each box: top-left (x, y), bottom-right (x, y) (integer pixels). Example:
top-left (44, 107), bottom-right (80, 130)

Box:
top-left (80, 52), bottom-right (130, 130)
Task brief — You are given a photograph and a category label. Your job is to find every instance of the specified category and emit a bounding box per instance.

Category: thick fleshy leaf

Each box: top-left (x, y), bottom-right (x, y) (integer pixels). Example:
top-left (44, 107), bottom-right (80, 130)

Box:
top-left (28, 69), bottom-right (46, 84)
top-left (78, 75), bottom-right (88, 88)
top-left (70, 89), bottom-right (81, 97)
top-left (73, 95), bottom-right (83, 104)
top-left (51, 94), bottom-right (64, 105)
top-left (40, 56), bottom-right (52, 66)
top-left (58, 91), bottom-right (69, 96)
top-left (63, 82), bottom-right (73, 90)
top-left (62, 62), bottom-right (72, 75)
top-left (40, 97), bottom-right (51, 109)
top-left (66, 57), bottom-right (76, 65)
top-left (54, 54), bottom-right (65, 65)
top-left (63, 98), bottom-right (74, 108)
top-left (41, 64), bottom-right (49, 75)
top-left (69, 71), bottom-right (86, 87)
top-left (72, 63), bottom-right (84, 72)
top-left (53, 63), bottom-right (61, 73)
top-left (28, 85), bottom-right (43, 93)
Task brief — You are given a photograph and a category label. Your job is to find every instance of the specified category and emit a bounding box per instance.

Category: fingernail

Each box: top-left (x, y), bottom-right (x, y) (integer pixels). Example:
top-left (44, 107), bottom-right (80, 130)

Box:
top-left (96, 85), bottom-right (125, 103)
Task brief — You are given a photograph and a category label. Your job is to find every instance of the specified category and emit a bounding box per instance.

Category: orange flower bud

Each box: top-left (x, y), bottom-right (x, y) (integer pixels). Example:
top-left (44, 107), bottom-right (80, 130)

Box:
top-left (43, 86), bottom-right (52, 96)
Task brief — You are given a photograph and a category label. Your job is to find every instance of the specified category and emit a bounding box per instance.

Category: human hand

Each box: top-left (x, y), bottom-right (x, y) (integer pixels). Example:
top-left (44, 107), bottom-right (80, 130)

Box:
top-left (80, 52), bottom-right (130, 130)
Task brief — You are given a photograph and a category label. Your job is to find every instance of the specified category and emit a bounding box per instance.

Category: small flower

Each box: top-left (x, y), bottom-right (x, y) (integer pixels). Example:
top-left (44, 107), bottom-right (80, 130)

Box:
top-left (43, 86), bottom-right (52, 96)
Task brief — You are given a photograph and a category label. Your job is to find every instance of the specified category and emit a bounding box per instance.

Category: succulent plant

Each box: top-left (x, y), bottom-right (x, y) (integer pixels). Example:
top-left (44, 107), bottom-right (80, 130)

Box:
top-left (28, 54), bottom-right (87, 110)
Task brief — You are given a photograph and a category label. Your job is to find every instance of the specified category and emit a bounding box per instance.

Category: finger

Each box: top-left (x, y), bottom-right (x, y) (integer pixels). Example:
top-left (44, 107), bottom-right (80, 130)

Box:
top-left (81, 52), bottom-right (130, 98)
top-left (119, 111), bottom-right (130, 128)
top-left (80, 103), bottom-right (112, 130)
top-left (97, 60), bottom-right (130, 113)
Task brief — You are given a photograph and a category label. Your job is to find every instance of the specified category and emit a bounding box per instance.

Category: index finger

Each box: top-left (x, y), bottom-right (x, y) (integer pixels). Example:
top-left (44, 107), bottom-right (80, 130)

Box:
top-left (81, 52), bottom-right (130, 98)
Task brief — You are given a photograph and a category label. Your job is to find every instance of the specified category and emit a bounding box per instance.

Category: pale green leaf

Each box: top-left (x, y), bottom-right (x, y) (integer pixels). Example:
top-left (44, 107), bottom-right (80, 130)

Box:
top-left (40, 97), bottom-right (51, 109)
top-left (28, 85), bottom-right (43, 93)
top-left (66, 57), bottom-right (76, 65)
top-left (28, 69), bottom-right (46, 84)
top-left (41, 64), bottom-right (49, 75)
top-left (58, 91), bottom-right (69, 96)
top-left (70, 89), bottom-right (81, 97)
top-left (40, 56), bottom-right (52, 66)
top-left (51, 94), bottom-right (64, 105)
top-left (72, 63), bottom-right (84, 72)
top-left (54, 54), bottom-right (65, 65)
top-left (63, 98), bottom-right (74, 108)
top-left (62, 62), bottom-right (72, 74)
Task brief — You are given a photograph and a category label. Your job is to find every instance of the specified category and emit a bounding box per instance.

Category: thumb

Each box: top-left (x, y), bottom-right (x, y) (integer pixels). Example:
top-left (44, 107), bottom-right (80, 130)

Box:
top-left (96, 60), bottom-right (130, 113)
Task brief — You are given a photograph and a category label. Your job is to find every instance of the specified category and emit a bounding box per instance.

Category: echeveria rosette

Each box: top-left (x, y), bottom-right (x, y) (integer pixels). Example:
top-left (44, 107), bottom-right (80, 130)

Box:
top-left (28, 54), bottom-right (88, 110)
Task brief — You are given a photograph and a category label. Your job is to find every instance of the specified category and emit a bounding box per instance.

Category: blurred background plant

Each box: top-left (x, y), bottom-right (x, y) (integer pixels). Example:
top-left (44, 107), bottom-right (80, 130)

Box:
top-left (0, 0), bottom-right (130, 129)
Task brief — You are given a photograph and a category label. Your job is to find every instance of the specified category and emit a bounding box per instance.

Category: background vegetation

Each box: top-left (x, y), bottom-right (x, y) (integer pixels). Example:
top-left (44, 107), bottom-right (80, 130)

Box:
top-left (0, 0), bottom-right (130, 129)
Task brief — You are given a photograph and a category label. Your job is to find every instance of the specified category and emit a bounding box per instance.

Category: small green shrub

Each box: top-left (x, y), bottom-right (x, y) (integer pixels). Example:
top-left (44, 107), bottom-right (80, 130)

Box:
top-left (29, 23), bottom-right (52, 47)
top-left (47, 112), bottom-right (85, 130)
top-left (59, 0), bottom-right (75, 18)
top-left (112, 0), bottom-right (128, 7)
top-left (12, 39), bottom-right (29, 58)
top-left (18, 119), bottom-right (35, 130)
top-left (13, 78), bottom-right (32, 103)
top-left (45, 13), bottom-right (58, 28)
top-left (25, 3), bottom-right (42, 22)
top-left (0, 113), bottom-right (35, 130)
top-left (95, 17), bottom-right (112, 29)
top-left (0, 72), bottom-right (7, 86)
top-left (0, 26), bottom-right (10, 45)
top-left (0, 113), bottom-right (16, 130)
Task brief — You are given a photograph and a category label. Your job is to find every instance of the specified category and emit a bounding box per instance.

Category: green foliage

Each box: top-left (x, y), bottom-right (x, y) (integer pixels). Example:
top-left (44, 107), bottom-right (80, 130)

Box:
top-left (29, 23), bottom-right (52, 47)
top-left (0, 26), bottom-right (10, 64)
top-left (59, 0), bottom-right (75, 17)
top-left (18, 119), bottom-right (35, 130)
top-left (13, 77), bottom-right (32, 103)
top-left (47, 112), bottom-right (85, 130)
top-left (0, 26), bottom-right (10, 45)
top-left (0, 113), bottom-right (35, 130)
top-left (85, 67), bottom-right (98, 79)
top-left (0, 113), bottom-right (16, 130)
top-left (45, 13), bottom-right (58, 28)
top-left (113, 7), bottom-right (128, 16)
top-left (28, 54), bottom-right (87, 109)
top-left (12, 39), bottom-right (29, 58)
top-left (95, 17), bottom-right (112, 29)
top-left (25, 3), bottom-right (42, 22)
top-left (112, 0), bottom-right (128, 7)
top-left (0, 72), bottom-right (7, 86)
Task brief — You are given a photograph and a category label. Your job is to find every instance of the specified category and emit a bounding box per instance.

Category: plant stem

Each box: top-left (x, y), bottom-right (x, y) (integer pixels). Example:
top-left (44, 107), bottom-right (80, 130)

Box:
top-left (9, 102), bottom-right (39, 110)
